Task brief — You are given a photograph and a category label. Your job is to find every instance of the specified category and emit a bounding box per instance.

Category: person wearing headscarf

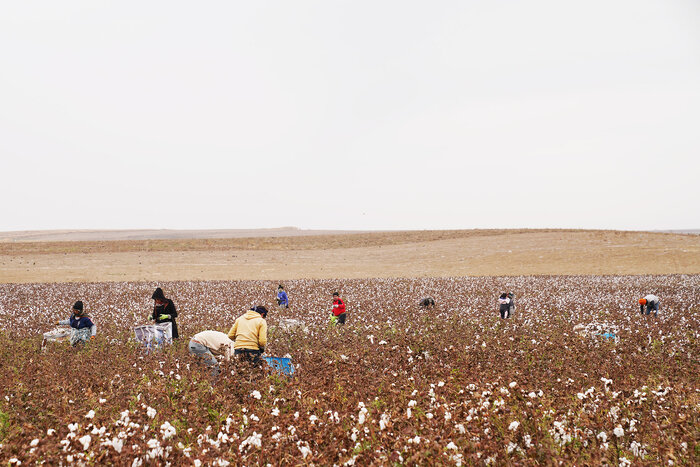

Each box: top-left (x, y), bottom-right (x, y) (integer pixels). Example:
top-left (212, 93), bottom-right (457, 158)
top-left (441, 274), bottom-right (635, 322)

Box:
top-left (150, 287), bottom-right (179, 338)
top-left (639, 294), bottom-right (661, 317)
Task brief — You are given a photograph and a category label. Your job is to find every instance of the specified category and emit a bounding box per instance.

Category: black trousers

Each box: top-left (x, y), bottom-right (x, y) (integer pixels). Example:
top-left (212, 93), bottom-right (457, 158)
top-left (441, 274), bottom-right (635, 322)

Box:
top-left (235, 348), bottom-right (263, 364)
top-left (336, 312), bottom-right (347, 324)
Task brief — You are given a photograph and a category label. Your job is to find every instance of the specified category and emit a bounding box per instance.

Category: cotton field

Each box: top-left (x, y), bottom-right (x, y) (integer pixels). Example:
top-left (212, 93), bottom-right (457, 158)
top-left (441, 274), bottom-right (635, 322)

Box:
top-left (0, 275), bottom-right (698, 465)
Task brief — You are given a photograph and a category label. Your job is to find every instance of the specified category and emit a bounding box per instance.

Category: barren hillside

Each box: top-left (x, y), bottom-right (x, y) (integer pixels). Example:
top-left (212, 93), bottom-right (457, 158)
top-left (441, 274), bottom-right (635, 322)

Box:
top-left (0, 229), bottom-right (698, 283)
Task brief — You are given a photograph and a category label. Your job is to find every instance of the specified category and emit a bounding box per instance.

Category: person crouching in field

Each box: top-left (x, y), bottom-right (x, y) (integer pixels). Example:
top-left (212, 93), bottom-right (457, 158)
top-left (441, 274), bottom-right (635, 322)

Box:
top-left (639, 294), bottom-right (661, 317)
top-left (150, 287), bottom-right (179, 338)
top-left (498, 293), bottom-right (512, 319)
top-left (228, 306), bottom-right (268, 364)
top-left (331, 292), bottom-right (347, 325)
top-left (57, 301), bottom-right (96, 346)
top-left (276, 285), bottom-right (289, 308)
top-left (188, 330), bottom-right (233, 377)
top-left (419, 297), bottom-right (436, 308)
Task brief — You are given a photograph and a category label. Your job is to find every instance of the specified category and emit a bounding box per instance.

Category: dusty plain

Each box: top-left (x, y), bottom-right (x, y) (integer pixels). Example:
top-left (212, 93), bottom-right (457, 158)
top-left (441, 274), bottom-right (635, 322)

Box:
top-left (0, 229), bottom-right (698, 283)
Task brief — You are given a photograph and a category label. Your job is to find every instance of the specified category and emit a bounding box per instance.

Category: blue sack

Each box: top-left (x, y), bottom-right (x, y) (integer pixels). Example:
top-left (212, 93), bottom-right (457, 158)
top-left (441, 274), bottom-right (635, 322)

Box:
top-left (263, 356), bottom-right (295, 376)
top-left (599, 332), bottom-right (616, 340)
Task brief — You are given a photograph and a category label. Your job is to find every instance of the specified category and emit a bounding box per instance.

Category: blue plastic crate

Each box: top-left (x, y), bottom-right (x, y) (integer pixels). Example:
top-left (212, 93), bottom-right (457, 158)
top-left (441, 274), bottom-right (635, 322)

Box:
top-left (263, 356), bottom-right (295, 376)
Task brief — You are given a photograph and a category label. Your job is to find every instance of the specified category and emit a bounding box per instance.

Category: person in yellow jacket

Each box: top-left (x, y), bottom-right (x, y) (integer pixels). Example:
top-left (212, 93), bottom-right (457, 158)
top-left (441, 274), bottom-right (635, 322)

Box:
top-left (228, 306), bottom-right (268, 363)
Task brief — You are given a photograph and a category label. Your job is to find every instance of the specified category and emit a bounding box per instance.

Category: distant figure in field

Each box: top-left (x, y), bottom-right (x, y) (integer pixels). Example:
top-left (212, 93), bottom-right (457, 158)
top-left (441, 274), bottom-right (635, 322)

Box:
top-left (507, 292), bottom-right (516, 318)
top-left (331, 292), bottom-right (347, 325)
top-left (188, 330), bottom-right (233, 377)
top-left (419, 297), bottom-right (436, 308)
top-left (150, 287), bottom-right (179, 338)
top-left (639, 294), bottom-right (661, 317)
top-left (498, 293), bottom-right (513, 319)
top-left (228, 306), bottom-right (268, 364)
top-left (57, 300), bottom-right (96, 346)
top-left (276, 285), bottom-right (289, 308)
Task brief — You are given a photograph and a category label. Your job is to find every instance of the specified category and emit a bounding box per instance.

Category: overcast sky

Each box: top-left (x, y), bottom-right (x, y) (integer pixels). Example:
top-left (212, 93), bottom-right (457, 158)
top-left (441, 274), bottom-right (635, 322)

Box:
top-left (1, 1), bottom-right (698, 232)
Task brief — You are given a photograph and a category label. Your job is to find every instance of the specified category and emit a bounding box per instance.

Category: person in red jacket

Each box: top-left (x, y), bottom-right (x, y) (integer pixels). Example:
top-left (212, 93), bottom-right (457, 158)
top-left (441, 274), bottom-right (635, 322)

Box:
top-left (331, 292), bottom-right (347, 325)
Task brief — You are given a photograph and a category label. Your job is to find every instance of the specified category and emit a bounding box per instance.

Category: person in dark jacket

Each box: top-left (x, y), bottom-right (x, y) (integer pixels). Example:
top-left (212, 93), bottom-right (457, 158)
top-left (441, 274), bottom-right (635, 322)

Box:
top-left (150, 287), bottom-right (179, 338)
top-left (57, 300), bottom-right (96, 346)
top-left (498, 293), bottom-right (511, 319)
top-left (507, 292), bottom-right (516, 318)
top-left (419, 297), bottom-right (436, 308)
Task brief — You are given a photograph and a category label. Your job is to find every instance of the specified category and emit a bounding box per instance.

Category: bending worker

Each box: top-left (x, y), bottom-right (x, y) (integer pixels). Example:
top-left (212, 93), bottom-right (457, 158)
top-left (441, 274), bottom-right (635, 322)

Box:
top-left (228, 306), bottom-right (268, 363)
top-left (188, 330), bottom-right (233, 377)
top-left (639, 294), bottom-right (661, 317)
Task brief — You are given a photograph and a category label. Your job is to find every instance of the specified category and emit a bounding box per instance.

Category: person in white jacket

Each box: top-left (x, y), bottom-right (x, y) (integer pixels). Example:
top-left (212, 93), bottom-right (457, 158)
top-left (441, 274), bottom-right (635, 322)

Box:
top-left (639, 294), bottom-right (661, 316)
top-left (188, 330), bottom-right (234, 376)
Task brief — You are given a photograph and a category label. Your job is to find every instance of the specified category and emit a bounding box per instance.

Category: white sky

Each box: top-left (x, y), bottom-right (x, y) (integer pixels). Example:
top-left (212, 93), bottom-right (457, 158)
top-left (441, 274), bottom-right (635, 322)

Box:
top-left (1, 1), bottom-right (699, 231)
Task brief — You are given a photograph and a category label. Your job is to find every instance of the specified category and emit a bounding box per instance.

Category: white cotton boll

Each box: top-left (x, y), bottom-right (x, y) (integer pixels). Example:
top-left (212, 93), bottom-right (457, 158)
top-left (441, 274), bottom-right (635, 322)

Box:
top-left (160, 421), bottom-right (177, 439)
top-left (251, 390), bottom-right (262, 400)
top-left (614, 426), bottom-right (624, 438)
top-left (78, 434), bottom-right (91, 450)
top-left (30, 439), bottom-right (39, 447)
top-left (446, 441), bottom-right (458, 450)
top-left (85, 410), bottom-right (95, 419)
top-left (509, 382), bottom-right (517, 388)
top-left (597, 431), bottom-right (607, 443)
top-left (146, 407), bottom-right (157, 419)
top-left (508, 421), bottom-right (520, 431)
top-left (111, 437), bottom-right (124, 453)
top-left (271, 407), bottom-right (280, 416)
top-left (299, 445), bottom-right (312, 459)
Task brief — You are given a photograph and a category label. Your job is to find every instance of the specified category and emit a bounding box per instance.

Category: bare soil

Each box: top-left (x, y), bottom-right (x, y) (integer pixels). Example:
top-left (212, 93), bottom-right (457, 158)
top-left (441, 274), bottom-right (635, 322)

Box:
top-left (0, 229), bottom-right (698, 283)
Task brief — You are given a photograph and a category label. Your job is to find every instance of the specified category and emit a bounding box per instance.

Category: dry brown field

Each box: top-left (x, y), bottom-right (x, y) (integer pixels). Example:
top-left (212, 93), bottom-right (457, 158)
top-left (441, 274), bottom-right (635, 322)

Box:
top-left (0, 229), bottom-right (698, 283)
